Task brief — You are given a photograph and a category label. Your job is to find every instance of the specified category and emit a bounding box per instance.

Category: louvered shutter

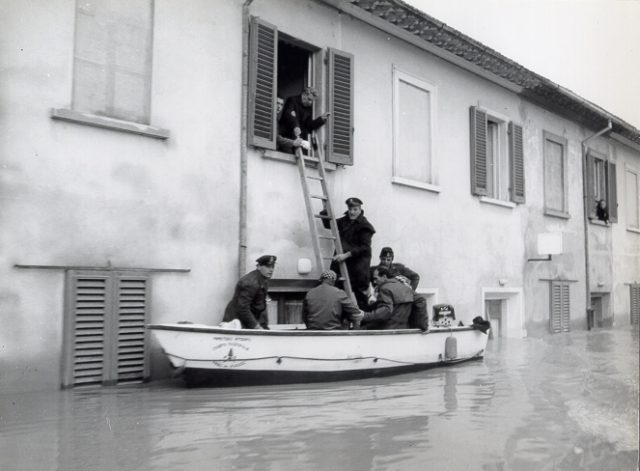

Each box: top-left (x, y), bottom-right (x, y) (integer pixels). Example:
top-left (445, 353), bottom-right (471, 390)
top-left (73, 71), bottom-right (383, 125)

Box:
top-left (586, 152), bottom-right (596, 218)
top-left (608, 162), bottom-right (618, 223)
top-left (630, 284), bottom-right (640, 325)
top-left (64, 274), bottom-right (112, 387)
top-left (470, 107), bottom-right (488, 196)
top-left (327, 48), bottom-right (354, 165)
top-left (509, 122), bottom-right (525, 203)
top-left (114, 276), bottom-right (150, 383)
top-left (248, 17), bottom-right (277, 149)
top-left (550, 281), bottom-right (570, 333)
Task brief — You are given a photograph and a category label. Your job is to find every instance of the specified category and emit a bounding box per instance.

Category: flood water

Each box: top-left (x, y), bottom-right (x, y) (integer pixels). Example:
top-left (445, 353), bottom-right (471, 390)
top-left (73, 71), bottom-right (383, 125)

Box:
top-left (1, 328), bottom-right (638, 471)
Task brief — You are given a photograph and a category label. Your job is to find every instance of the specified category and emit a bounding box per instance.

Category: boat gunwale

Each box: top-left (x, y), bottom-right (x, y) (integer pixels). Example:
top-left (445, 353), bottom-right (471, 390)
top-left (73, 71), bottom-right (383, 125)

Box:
top-left (146, 324), bottom-right (482, 336)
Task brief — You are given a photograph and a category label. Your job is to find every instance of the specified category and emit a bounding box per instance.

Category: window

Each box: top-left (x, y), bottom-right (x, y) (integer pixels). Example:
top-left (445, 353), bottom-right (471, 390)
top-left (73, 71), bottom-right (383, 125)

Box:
top-left (549, 281), bottom-right (570, 333)
top-left (392, 67), bottom-right (437, 191)
top-left (62, 270), bottom-right (150, 388)
top-left (631, 284), bottom-right (640, 325)
top-left (470, 107), bottom-right (524, 203)
top-left (543, 131), bottom-right (569, 218)
top-left (586, 150), bottom-right (618, 223)
top-left (72, 0), bottom-right (153, 124)
top-left (625, 167), bottom-right (639, 231)
top-left (247, 17), bottom-right (354, 165)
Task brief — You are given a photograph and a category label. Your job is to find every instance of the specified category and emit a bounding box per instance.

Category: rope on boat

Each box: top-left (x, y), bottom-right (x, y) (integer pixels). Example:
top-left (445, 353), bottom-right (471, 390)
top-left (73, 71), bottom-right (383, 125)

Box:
top-left (167, 353), bottom-right (419, 365)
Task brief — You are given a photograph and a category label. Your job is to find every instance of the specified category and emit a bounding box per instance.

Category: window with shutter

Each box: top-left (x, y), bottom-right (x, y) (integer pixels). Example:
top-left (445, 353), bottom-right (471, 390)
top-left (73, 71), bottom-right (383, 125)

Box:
top-left (248, 17), bottom-right (278, 149)
top-left (588, 150), bottom-right (617, 224)
top-left (63, 271), bottom-right (150, 388)
top-left (608, 162), bottom-right (618, 223)
top-left (327, 48), bottom-right (354, 166)
top-left (549, 281), bottom-right (570, 333)
top-left (630, 284), bottom-right (640, 325)
top-left (625, 168), bottom-right (640, 230)
top-left (509, 122), bottom-right (525, 203)
top-left (470, 107), bottom-right (488, 196)
top-left (543, 130), bottom-right (569, 218)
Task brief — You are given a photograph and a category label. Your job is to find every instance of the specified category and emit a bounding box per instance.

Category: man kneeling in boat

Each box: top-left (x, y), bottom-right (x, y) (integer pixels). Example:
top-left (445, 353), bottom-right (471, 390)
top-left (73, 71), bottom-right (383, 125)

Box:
top-left (361, 266), bottom-right (414, 329)
top-left (302, 270), bottom-right (364, 330)
top-left (222, 255), bottom-right (276, 330)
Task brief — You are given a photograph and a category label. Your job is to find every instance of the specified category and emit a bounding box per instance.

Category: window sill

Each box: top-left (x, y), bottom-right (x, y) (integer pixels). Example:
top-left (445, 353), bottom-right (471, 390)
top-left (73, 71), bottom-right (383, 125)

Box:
top-left (50, 108), bottom-right (170, 140)
top-left (589, 218), bottom-right (610, 227)
top-left (262, 149), bottom-right (337, 171)
top-left (391, 176), bottom-right (441, 193)
top-left (479, 197), bottom-right (516, 209)
top-left (627, 227), bottom-right (640, 234)
top-left (544, 209), bottom-right (570, 219)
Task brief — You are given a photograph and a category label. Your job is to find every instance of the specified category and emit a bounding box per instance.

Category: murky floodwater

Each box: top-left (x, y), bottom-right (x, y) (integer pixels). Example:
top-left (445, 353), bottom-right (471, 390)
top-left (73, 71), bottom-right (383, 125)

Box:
top-left (1, 328), bottom-right (638, 471)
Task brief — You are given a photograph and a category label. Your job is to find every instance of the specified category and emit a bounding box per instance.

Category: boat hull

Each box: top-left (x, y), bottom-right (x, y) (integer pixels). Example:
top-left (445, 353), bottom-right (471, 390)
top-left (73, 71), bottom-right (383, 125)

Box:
top-left (147, 324), bottom-right (488, 387)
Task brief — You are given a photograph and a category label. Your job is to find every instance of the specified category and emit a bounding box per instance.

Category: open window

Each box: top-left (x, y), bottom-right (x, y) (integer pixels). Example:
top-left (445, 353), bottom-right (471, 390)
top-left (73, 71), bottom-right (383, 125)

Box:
top-left (470, 106), bottom-right (525, 204)
top-left (247, 17), bottom-right (354, 165)
top-left (586, 149), bottom-right (617, 223)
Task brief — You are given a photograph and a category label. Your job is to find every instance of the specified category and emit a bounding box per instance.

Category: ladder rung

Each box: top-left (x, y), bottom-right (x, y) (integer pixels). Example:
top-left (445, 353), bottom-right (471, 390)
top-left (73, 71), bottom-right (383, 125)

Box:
top-left (318, 235), bottom-right (336, 240)
top-left (314, 213), bottom-right (332, 220)
top-left (307, 175), bottom-right (323, 181)
top-left (310, 194), bottom-right (328, 200)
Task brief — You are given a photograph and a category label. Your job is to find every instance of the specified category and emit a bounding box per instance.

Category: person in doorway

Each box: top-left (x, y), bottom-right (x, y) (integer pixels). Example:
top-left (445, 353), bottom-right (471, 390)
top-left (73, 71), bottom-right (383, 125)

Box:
top-left (279, 87), bottom-right (330, 148)
top-left (321, 197), bottom-right (376, 310)
top-left (361, 266), bottom-right (415, 330)
top-left (222, 255), bottom-right (276, 330)
top-left (302, 270), bottom-right (364, 330)
top-left (372, 247), bottom-right (420, 291)
top-left (276, 96), bottom-right (307, 154)
top-left (596, 198), bottom-right (609, 224)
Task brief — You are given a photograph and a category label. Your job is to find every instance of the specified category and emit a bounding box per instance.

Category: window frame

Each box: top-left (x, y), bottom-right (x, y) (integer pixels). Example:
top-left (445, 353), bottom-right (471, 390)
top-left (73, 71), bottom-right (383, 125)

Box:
top-left (586, 148), bottom-right (618, 224)
top-left (542, 130), bottom-right (570, 219)
top-left (391, 66), bottom-right (439, 193)
top-left (625, 165), bottom-right (640, 232)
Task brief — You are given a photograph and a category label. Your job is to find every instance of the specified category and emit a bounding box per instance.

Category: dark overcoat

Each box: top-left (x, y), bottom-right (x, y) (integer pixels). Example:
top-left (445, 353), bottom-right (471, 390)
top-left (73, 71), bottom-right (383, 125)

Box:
top-left (222, 269), bottom-right (269, 329)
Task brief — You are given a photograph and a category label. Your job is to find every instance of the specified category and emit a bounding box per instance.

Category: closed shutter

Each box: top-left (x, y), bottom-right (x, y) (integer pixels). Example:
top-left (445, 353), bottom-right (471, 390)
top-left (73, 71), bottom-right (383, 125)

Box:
top-left (586, 152), bottom-right (596, 218)
top-left (550, 281), bottom-right (570, 333)
top-left (115, 276), bottom-right (150, 383)
top-left (248, 17), bottom-right (278, 149)
top-left (509, 122), bottom-right (525, 203)
top-left (608, 162), bottom-right (618, 222)
top-left (65, 274), bottom-right (112, 387)
top-left (631, 284), bottom-right (640, 325)
top-left (327, 48), bottom-right (354, 165)
top-left (470, 107), bottom-right (488, 196)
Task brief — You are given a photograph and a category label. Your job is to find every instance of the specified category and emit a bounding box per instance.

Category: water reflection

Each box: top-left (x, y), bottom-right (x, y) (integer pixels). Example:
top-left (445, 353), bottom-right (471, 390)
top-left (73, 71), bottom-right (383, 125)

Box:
top-left (0, 328), bottom-right (637, 471)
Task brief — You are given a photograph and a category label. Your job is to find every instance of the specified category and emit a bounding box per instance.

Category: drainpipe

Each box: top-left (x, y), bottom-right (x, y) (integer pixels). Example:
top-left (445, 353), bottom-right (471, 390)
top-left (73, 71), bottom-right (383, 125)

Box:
top-left (239, 0), bottom-right (254, 278)
top-left (581, 119), bottom-right (612, 329)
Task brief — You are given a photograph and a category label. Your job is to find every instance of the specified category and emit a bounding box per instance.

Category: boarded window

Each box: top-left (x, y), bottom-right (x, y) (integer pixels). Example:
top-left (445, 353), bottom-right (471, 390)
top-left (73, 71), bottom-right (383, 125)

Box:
top-left (63, 270), bottom-right (150, 388)
top-left (631, 284), bottom-right (640, 325)
top-left (73, 0), bottom-right (153, 123)
top-left (392, 68), bottom-right (435, 188)
top-left (549, 281), bottom-right (570, 333)
top-left (543, 131), bottom-right (568, 217)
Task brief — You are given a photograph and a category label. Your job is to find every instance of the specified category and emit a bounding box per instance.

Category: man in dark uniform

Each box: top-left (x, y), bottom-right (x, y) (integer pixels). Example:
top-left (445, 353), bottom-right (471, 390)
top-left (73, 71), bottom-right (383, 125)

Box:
top-left (222, 255), bottom-right (276, 329)
top-left (278, 87), bottom-right (330, 150)
top-left (322, 197), bottom-right (376, 310)
top-left (362, 266), bottom-right (414, 330)
top-left (302, 270), bottom-right (363, 330)
top-left (372, 247), bottom-right (420, 291)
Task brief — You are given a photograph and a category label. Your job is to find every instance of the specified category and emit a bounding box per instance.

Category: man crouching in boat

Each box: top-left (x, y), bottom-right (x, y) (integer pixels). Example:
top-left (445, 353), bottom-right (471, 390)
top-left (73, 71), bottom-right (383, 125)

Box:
top-left (302, 270), bottom-right (364, 330)
top-left (222, 255), bottom-right (276, 330)
top-left (361, 266), bottom-right (414, 329)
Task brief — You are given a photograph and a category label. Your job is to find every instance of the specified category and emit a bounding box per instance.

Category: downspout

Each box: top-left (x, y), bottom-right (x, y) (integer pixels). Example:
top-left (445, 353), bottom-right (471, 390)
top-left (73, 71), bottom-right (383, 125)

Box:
top-left (239, 0), bottom-right (254, 278)
top-left (581, 119), bottom-right (612, 329)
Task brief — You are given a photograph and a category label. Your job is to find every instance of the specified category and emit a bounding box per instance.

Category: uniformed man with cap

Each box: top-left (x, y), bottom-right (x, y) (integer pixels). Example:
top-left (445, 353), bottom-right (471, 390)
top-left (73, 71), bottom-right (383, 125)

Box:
top-left (321, 197), bottom-right (376, 310)
top-left (372, 246), bottom-right (420, 291)
top-left (222, 255), bottom-right (276, 329)
top-left (302, 270), bottom-right (364, 330)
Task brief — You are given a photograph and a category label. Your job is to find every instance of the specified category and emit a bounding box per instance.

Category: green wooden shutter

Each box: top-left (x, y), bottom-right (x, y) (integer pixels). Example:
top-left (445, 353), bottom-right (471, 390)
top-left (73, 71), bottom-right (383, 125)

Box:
top-left (509, 122), bottom-right (525, 203)
top-left (608, 161), bottom-right (618, 223)
top-left (470, 107), bottom-right (488, 196)
top-left (327, 48), bottom-right (354, 166)
top-left (248, 17), bottom-right (277, 149)
top-left (115, 276), bottom-right (150, 383)
top-left (550, 281), bottom-right (570, 333)
top-left (630, 284), bottom-right (640, 325)
top-left (586, 151), bottom-right (596, 218)
top-left (64, 274), bottom-right (112, 387)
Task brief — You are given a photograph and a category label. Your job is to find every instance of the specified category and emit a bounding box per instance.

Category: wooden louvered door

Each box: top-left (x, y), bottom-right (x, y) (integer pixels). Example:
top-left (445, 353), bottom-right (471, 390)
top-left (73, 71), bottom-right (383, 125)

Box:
top-left (630, 284), bottom-right (640, 325)
top-left (63, 271), bottom-right (150, 388)
top-left (550, 281), bottom-right (570, 333)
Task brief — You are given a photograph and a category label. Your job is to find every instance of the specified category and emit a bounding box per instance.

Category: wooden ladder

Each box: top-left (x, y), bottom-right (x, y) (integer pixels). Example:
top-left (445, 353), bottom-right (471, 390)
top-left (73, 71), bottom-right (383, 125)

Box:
top-left (295, 138), bottom-right (354, 301)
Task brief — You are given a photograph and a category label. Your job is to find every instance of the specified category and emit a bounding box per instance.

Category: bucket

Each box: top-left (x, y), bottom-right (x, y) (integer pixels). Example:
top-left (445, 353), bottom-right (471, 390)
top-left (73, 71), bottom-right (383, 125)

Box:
top-left (445, 336), bottom-right (457, 360)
